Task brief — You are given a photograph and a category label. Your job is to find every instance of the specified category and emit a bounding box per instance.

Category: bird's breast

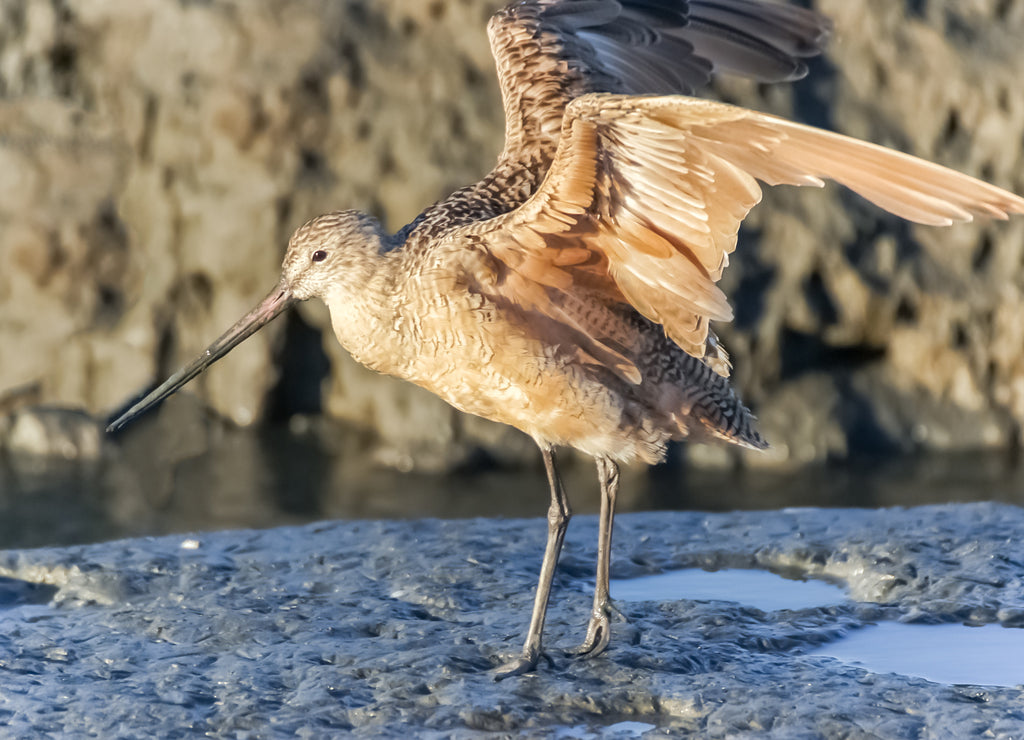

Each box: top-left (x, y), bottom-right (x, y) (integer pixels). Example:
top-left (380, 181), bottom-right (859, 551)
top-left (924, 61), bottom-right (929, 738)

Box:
top-left (323, 268), bottom-right (665, 462)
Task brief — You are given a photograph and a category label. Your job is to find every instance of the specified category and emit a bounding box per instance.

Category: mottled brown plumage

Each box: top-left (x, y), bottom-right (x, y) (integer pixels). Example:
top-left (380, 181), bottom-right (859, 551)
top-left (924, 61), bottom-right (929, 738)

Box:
top-left (108, 0), bottom-right (1024, 677)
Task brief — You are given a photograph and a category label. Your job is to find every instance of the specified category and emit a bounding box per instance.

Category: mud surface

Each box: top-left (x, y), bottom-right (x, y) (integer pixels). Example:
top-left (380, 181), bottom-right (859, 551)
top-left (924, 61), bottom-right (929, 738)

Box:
top-left (1, 504), bottom-right (1022, 737)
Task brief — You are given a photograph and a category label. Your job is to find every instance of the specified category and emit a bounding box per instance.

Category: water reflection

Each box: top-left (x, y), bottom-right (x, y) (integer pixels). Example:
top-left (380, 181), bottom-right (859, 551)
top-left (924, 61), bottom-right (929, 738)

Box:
top-left (555, 721), bottom-right (657, 739)
top-left (810, 622), bottom-right (1024, 687)
top-left (611, 568), bottom-right (1024, 688)
top-left (2, 417), bottom-right (1024, 549)
top-left (611, 568), bottom-right (847, 611)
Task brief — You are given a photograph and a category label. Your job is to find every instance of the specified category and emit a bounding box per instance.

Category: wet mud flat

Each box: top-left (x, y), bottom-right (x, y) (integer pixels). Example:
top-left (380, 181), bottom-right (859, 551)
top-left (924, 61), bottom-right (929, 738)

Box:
top-left (0, 504), bottom-right (1022, 737)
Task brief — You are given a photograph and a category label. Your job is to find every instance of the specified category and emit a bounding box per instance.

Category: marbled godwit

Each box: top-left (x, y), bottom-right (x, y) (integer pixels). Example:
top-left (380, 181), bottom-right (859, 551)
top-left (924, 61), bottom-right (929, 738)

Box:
top-left (107, 0), bottom-right (1024, 677)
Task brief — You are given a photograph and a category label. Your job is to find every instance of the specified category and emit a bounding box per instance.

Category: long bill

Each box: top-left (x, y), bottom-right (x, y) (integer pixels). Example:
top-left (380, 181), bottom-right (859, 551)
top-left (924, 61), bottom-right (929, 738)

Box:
top-left (106, 282), bottom-right (296, 433)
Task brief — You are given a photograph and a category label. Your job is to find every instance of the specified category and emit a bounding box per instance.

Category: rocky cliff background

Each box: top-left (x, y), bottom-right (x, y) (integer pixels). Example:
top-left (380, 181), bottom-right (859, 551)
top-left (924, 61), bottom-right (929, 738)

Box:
top-left (1, 0), bottom-right (1024, 471)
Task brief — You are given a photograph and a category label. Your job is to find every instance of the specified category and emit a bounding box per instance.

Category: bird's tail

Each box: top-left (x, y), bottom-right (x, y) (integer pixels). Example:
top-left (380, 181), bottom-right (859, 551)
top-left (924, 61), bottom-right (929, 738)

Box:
top-left (673, 352), bottom-right (768, 451)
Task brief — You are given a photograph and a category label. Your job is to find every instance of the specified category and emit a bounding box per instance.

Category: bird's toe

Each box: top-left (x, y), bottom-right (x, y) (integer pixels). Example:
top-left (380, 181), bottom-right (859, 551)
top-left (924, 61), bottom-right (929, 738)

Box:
top-left (493, 649), bottom-right (554, 680)
top-left (567, 616), bottom-right (611, 658)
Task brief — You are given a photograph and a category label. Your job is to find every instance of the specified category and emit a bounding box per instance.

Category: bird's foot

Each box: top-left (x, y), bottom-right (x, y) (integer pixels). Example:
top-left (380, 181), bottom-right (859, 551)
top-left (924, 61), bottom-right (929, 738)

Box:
top-left (567, 612), bottom-right (611, 658)
top-left (493, 647), bottom-right (554, 681)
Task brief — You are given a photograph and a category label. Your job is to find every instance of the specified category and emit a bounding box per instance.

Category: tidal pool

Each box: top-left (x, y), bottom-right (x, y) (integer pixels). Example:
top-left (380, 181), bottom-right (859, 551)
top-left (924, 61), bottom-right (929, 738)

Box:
top-left (611, 567), bottom-right (847, 611)
top-left (810, 621), bottom-right (1024, 688)
top-left (610, 567), bottom-right (1024, 688)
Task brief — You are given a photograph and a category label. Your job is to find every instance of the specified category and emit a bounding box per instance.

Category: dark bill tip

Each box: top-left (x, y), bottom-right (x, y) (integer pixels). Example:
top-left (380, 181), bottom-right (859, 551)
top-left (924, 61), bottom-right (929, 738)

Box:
top-left (105, 284), bottom-right (296, 433)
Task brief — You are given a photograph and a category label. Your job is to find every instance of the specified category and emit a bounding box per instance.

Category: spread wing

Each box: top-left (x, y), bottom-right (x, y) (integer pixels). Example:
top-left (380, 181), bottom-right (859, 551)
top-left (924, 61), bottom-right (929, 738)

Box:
top-left (488, 0), bottom-right (832, 165)
top-left (448, 94), bottom-right (1024, 379)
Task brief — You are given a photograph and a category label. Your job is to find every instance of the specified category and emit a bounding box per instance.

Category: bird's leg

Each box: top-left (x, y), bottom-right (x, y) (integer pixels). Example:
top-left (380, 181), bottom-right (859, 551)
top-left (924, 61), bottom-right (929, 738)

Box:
top-left (494, 445), bottom-right (571, 680)
top-left (570, 455), bottom-right (619, 658)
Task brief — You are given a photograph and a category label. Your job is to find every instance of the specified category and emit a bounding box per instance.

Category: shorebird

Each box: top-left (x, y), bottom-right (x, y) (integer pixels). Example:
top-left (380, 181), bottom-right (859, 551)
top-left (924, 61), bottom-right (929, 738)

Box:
top-left (108, 0), bottom-right (1024, 677)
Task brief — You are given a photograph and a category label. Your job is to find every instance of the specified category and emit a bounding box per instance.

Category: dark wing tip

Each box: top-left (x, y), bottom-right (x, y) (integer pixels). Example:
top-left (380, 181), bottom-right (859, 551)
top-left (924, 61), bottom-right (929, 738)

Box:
top-left (680, 1), bottom-right (832, 84)
top-left (529, 0), bottom-right (832, 96)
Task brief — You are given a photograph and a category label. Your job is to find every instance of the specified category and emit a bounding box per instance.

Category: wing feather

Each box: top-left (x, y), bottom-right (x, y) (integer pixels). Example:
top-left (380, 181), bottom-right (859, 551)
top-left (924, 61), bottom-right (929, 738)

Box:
top-left (404, 1), bottom-right (830, 249)
top-left (442, 94), bottom-right (1024, 368)
top-left (488, 0), bottom-right (831, 166)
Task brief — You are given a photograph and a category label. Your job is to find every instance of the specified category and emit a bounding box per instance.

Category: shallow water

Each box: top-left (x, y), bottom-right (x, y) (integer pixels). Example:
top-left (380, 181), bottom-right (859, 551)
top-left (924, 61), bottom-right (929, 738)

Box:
top-left (3, 420), bottom-right (1024, 549)
top-left (554, 721), bottom-right (658, 739)
top-left (611, 567), bottom-right (847, 611)
top-left (810, 622), bottom-right (1024, 688)
top-left (611, 567), bottom-right (1024, 688)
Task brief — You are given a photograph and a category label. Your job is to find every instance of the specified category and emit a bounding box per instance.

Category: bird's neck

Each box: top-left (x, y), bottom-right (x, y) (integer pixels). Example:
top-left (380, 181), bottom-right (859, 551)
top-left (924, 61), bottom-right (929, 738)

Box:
top-left (321, 245), bottom-right (401, 375)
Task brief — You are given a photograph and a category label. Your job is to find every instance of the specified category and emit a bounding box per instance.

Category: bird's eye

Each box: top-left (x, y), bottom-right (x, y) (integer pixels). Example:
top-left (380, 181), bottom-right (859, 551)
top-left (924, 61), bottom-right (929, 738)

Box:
top-left (312, 250), bottom-right (328, 263)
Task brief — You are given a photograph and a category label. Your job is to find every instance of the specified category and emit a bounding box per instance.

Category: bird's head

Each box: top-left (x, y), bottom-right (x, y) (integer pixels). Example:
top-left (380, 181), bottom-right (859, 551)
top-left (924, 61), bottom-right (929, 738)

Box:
top-left (105, 209), bottom-right (387, 432)
top-left (281, 210), bottom-right (387, 302)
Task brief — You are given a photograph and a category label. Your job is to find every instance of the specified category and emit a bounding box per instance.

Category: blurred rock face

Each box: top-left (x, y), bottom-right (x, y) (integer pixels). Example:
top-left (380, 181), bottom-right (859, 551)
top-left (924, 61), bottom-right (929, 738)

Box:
top-left (0, 0), bottom-right (1022, 469)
